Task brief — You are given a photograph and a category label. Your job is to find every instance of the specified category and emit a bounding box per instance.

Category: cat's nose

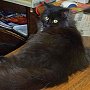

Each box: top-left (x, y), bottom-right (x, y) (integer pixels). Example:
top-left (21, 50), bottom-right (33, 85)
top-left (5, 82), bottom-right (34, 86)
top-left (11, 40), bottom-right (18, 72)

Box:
top-left (43, 23), bottom-right (50, 27)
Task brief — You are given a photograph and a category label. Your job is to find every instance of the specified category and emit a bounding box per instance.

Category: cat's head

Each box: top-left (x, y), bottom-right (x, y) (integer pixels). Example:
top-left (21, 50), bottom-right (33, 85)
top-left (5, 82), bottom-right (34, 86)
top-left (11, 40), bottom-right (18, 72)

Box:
top-left (40, 2), bottom-right (75, 28)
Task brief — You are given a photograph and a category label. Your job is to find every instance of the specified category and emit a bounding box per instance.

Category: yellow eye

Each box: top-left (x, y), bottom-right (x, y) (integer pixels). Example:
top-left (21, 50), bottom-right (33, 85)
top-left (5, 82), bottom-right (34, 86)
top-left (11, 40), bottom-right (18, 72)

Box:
top-left (53, 20), bottom-right (58, 23)
top-left (44, 17), bottom-right (49, 21)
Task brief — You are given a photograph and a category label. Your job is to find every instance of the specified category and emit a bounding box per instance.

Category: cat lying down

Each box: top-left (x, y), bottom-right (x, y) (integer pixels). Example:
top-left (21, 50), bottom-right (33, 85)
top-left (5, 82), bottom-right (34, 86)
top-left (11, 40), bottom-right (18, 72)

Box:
top-left (0, 3), bottom-right (89, 90)
top-left (0, 27), bottom-right (89, 90)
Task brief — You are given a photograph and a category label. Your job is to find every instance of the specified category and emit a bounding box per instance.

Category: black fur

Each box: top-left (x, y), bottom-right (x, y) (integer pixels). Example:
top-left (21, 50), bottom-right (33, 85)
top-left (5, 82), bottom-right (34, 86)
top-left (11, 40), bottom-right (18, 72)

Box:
top-left (38, 2), bottom-right (75, 31)
top-left (0, 3), bottom-right (89, 90)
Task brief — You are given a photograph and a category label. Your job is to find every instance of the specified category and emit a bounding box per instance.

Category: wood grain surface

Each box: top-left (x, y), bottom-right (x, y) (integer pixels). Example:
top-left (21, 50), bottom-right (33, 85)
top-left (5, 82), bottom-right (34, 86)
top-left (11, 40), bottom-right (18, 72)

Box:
top-left (42, 67), bottom-right (90, 90)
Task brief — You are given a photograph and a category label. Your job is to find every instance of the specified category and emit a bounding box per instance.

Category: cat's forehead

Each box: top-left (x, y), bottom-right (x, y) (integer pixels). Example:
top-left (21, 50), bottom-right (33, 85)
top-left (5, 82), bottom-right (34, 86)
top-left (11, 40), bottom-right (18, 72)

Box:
top-left (43, 2), bottom-right (69, 15)
top-left (42, 8), bottom-right (66, 18)
top-left (44, 7), bottom-right (69, 15)
top-left (48, 7), bottom-right (63, 12)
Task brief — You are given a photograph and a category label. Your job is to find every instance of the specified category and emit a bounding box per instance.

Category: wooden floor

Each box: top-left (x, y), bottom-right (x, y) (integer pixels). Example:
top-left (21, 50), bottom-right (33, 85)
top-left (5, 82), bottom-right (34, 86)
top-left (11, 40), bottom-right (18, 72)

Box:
top-left (42, 67), bottom-right (90, 90)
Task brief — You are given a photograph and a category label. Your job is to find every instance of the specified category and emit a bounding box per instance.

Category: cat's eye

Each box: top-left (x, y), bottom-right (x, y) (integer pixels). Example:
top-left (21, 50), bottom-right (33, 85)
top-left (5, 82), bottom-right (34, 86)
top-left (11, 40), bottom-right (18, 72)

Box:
top-left (44, 17), bottom-right (49, 21)
top-left (53, 20), bottom-right (58, 23)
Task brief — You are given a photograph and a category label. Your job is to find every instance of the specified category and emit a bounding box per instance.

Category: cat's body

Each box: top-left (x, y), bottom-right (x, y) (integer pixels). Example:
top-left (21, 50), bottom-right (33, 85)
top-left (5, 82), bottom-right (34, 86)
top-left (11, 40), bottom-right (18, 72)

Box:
top-left (0, 3), bottom-right (89, 90)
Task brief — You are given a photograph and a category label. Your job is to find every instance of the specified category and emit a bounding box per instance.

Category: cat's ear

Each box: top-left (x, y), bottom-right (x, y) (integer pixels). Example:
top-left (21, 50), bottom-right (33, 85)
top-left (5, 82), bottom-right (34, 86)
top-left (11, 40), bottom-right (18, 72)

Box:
top-left (60, 7), bottom-right (69, 12)
top-left (59, 7), bottom-right (70, 16)
top-left (44, 2), bottom-right (54, 9)
top-left (55, 7), bottom-right (70, 19)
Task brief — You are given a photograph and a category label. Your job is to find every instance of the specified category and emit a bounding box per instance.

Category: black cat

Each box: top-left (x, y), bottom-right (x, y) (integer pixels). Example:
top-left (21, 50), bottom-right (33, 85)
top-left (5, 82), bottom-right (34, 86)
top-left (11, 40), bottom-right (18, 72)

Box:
top-left (38, 2), bottom-right (75, 31)
top-left (0, 3), bottom-right (89, 90)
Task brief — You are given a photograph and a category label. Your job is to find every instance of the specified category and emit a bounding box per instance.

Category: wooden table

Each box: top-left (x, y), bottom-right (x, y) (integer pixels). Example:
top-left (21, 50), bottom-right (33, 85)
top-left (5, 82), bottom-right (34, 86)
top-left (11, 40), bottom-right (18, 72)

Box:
top-left (3, 0), bottom-right (43, 38)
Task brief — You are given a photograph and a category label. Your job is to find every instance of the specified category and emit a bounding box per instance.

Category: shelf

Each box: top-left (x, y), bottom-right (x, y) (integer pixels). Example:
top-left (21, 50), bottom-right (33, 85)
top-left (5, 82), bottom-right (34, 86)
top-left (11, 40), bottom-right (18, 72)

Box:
top-left (3, 0), bottom-right (45, 8)
top-left (3, 0), bottom-right (33, 7)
